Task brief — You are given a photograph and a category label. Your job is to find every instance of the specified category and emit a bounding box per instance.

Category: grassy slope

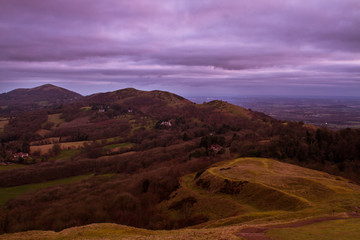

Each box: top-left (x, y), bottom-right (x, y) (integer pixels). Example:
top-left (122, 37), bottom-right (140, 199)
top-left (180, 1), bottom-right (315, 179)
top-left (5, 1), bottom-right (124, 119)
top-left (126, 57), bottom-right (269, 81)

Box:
top-left (0, 223), bottom-right (243, 240)
top-left (103, 142), bottom-right (132, 151)
top-left (47, 113), bottom-right (65, 127)
top-left (0, 174), bottom-right (93, 206)
top-left (3, 217), bottom-right (360, 240)
top-left (267, 218), bottom-right (360, 240)
top-left (0, 164), bottom-right (25, 171)
top-left (2, 158), bottom-right (360, 239)
top-left (164, 158), bottom-right (360, 228)
top-left (0, 119), bottom-right (8, 133)
top-left (49, 149), bottom-right (81, 161)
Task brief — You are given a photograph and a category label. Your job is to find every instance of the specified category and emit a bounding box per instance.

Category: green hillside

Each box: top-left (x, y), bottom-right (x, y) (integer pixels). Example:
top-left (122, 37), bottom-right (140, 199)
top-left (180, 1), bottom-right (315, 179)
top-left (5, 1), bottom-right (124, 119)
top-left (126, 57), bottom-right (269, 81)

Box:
top-left (163, 158), bottom-right (360, 228)
top-left (2, 158), bottom-right (360, 240)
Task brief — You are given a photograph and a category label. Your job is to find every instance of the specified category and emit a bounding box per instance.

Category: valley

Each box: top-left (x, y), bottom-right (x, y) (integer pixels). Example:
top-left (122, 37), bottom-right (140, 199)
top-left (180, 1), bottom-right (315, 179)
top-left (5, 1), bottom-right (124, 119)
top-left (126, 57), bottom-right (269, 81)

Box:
top-left (191, 96), bottom-right (360, 129)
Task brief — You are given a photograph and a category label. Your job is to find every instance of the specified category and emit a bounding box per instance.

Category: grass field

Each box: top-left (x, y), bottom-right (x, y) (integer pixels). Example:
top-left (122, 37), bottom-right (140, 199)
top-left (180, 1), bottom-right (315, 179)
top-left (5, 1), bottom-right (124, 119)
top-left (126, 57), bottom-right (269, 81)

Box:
top-left (0, 164), bottom-right (25, 171)
top-left (0, 119), bottom-right (8, 132)
top-left (103, 142), bottom-right (132, 151)
top-left (206, 100), bottom-right (252, 119)
top-left (50, 149), bottom-right (81, 161)
top-left (30, 141), bottom-right (90, 154)
top-left (47, 114), bottom-right (64, 126)
top-left (30, 137), bottom-right (127, 155)
top-left (40, 113), bottom-right (65, 129)
top-left (80, 106), bottom-right (92, 112)
top-left (35, 129), bottom-right (51, 137)
top-left (103, 142), bottom-right (133, 154)
top-left (267, 218), bottom-right (360, 240)
top-left (0, 174), bottom-right (93, 206)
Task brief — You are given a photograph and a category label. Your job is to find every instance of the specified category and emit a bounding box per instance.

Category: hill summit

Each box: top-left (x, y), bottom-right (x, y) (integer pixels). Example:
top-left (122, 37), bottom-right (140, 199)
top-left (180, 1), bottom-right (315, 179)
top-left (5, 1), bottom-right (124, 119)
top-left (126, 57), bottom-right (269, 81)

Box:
top-left (85, 87), bottom-right (192, 106)
top-left (0, 84), bottom-right (82, 115)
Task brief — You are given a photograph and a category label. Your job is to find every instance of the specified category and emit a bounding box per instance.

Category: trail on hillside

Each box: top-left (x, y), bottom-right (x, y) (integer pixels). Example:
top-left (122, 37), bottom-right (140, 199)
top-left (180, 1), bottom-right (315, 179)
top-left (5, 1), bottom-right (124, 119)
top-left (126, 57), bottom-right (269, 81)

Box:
top-left (236, 213), bottom-right (360, 240)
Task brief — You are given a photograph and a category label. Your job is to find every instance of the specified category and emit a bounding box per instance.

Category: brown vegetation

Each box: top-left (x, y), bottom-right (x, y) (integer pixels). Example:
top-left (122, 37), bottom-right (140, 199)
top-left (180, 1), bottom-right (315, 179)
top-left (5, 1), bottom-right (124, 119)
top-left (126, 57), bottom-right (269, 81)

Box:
top-left (1, 87), bottom-right (360, 234)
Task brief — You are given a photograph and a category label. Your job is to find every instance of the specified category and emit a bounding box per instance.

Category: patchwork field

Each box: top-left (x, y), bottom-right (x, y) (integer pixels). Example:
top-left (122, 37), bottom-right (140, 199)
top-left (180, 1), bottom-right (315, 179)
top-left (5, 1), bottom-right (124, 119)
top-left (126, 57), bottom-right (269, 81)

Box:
top-left (30, 141), bottom-right (90, 154)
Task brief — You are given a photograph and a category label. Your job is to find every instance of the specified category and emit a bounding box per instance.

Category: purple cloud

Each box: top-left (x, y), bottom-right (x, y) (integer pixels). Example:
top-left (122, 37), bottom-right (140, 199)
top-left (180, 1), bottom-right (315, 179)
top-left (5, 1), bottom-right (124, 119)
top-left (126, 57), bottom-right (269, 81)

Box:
top-left (0, 0), bottom-right (359, 96)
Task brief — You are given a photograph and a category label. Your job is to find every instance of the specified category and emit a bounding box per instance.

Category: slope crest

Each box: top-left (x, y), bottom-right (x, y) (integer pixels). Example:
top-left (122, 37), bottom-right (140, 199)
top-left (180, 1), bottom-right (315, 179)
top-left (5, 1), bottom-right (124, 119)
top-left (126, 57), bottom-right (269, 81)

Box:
top-left (164, 158), bottom-right (360, 228)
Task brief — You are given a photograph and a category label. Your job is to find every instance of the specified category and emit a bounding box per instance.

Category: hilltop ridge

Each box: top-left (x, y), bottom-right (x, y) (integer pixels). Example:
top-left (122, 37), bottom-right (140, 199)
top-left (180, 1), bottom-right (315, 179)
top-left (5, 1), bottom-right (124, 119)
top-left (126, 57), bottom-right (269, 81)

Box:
top-left (0, 84), bottom-right (82, 115)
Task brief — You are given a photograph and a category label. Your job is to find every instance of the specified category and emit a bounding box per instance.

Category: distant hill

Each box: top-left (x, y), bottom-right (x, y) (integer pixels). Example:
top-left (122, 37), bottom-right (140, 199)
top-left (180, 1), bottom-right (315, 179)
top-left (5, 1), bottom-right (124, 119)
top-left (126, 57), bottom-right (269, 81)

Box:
top-left (0, 84), bottom-right (82, 115)
top-left (85, 88), bottom-right (191, 105)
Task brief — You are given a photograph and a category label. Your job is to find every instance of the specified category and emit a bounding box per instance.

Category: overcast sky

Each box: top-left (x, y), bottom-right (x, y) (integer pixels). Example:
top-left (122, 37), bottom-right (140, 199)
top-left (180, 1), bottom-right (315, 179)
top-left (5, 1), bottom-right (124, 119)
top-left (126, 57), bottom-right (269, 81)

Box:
top-left (1, 0), bottom-right (359, 97)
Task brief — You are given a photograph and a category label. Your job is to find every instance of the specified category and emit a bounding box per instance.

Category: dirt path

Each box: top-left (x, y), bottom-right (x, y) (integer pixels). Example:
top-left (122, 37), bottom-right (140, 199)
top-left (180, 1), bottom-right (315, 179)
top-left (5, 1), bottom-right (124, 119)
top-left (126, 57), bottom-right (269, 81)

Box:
top-left (236, 213), bottom-right (360, 240)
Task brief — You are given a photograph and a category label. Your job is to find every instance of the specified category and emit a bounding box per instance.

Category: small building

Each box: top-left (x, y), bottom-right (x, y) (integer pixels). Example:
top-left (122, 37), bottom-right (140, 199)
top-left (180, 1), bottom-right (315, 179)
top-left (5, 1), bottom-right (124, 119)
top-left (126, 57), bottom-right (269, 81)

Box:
top-left (210, 144), bottom-right (222, 153)
top-left (12, 152), bottom-right (29, 161)
top-left (160, 121), bottom-right (172, 127)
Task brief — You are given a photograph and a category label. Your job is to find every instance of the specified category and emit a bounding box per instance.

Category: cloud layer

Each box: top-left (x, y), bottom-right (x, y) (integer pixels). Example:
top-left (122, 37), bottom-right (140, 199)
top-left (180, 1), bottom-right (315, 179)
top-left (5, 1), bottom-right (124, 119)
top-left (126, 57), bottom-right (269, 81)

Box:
top-left (1, 0), bottom-right (359, 96)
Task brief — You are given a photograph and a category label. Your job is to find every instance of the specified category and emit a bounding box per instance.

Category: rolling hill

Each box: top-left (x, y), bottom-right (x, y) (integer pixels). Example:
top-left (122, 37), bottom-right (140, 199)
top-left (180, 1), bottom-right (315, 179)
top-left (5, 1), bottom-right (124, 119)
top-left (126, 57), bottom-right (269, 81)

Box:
top-left (1, 158), bottom-right (360, 240)
top-left (0, 84), bottom-right (82, 115)
top-left (165, 158), bottom-right (360, 228)
top-left (0, 85), bottom-right (360, 239)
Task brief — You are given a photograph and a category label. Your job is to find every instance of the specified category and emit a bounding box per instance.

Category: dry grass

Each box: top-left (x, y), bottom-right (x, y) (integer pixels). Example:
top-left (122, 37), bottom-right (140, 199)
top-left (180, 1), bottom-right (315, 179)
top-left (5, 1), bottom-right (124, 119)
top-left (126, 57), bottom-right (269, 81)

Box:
top-left (57, 116), bottom-right (91, 128)
top-left (0, 163), bottom-right (25, 171)
top-left (35, 129), bottom-right (51, 137)
top-left (2, 158), bottom-right (360, 240)
top-left (47, 113), bottom-right (64, 127)
top-left (164, 158), bottom-right (360, 229)
top-left (30, 141), bottom-right (90, 154)
top-left (0, 223), bottom-right (243, 240)
top-left (205, 100), bottom-right (252, 119)
top-left (0, 119), bottom-right (8, 132)
top-left (267, 218), bottom-right (360, 240)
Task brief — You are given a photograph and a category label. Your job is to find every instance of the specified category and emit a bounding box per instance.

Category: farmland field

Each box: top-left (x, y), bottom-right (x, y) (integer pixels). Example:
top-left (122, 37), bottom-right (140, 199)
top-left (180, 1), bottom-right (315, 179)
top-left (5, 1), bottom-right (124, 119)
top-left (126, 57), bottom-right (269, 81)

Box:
top-left (30, 141), bottom-right (90, 154)
top-left (50, 149), bottom-right (82, 161)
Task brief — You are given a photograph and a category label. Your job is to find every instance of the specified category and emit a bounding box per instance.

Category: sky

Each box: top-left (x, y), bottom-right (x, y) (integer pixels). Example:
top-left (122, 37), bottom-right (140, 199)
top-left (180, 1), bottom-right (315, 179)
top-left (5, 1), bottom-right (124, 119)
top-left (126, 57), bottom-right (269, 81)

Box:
top-left (0, 0), bottom-right (359, 97)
